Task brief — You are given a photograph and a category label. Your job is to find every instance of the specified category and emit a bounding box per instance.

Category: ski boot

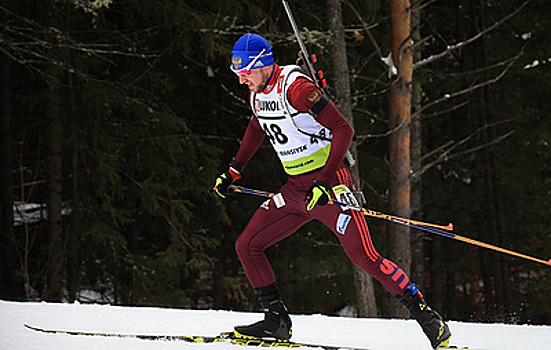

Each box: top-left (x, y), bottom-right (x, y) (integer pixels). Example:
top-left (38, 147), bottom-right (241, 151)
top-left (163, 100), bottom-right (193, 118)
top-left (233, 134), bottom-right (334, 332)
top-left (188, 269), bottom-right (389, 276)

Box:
top-left (234, 283), bottom-right (292, 340)
top-left (398, 288), bottom-right (451, 349)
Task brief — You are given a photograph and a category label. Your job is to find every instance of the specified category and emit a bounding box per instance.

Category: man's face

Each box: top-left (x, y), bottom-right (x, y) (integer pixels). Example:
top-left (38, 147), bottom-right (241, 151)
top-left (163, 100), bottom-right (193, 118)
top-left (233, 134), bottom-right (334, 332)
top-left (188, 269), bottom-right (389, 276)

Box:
top-left (237, 66), bottom-right (272, 93)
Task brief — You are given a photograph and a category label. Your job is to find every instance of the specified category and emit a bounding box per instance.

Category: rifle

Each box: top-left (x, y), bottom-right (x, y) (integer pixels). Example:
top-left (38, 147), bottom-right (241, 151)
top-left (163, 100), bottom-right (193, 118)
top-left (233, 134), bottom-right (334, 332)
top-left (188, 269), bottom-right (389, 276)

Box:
top-left (281, 0), bottom-right (327, 89)
top-left (281, 0), bottom-right (357, 168)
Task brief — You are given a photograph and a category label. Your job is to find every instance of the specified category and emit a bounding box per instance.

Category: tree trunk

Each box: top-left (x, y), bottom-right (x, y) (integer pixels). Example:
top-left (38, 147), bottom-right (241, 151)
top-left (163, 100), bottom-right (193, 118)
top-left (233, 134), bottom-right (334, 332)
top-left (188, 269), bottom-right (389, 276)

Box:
top-left (326, 0), bottom-right (377, 317)
top-left (0, 0), bottom-right (16, 298)
top-left (44, 3), bottom-right (65, 300)
top-left (479, 0), bottom-right (508, 320)
top-left (471, 0), bottom-right (508, 321)
top-left (45, 72), bottom-right (64, 301)
top-left (410, 0), bottom-right (425, 293)
top-left (479, 53), bottom-right (507, 324)
top-left (67, 73), bottom-right (79, 303)
top-left (387, 0), bottom-right (412, 318)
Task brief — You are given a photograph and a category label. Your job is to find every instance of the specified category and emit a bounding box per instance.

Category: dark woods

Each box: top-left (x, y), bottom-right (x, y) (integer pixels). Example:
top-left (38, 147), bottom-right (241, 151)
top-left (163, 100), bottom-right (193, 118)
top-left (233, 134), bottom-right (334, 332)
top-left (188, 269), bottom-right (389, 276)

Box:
top-left (0, 0), bottom-right (549, 325)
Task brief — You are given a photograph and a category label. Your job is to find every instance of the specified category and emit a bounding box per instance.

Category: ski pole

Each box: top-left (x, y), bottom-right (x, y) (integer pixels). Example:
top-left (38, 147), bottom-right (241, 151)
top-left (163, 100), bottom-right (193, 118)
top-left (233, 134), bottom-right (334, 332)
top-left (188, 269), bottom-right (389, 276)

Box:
top-left (408, 221), bottom-right (551, 267)
top-left (229, 185), bottom-right (551, 268)
top-left (229, 185), bottom-right (453, 231)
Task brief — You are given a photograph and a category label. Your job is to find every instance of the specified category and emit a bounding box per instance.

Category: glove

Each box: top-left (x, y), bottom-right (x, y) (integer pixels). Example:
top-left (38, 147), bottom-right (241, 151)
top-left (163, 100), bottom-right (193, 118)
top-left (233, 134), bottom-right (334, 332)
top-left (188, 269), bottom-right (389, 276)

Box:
top-left (213, 160), bottom-right (243, 198)
top-left (213, 168), bottom-right (240, 198)
top-left (305, 181), bottom-right (332, 211)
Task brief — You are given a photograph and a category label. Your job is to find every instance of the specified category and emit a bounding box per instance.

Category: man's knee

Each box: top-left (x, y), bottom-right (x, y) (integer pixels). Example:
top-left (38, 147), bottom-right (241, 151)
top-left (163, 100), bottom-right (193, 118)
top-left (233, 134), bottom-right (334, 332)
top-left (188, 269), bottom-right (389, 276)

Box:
top-left (235, 230), bottom-right (265, 259)
top-left (350, 253), bottom-right (383, 275)
top-left (235, 234), bottom-right (248, 259)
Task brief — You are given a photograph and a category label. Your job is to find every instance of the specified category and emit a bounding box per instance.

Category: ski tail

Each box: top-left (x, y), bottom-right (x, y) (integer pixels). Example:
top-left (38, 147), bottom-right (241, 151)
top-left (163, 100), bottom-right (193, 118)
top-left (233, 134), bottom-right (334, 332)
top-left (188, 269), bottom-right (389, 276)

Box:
top-left (24, 324), bottom-right (373, 350)
top-left (24, 324), bottom-right (219, 343)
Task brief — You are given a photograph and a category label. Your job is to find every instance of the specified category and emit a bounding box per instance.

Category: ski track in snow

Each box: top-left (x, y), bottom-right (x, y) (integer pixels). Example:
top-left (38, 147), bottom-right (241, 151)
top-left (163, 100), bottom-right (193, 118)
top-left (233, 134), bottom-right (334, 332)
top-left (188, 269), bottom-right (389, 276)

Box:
top-left (1, 300), bottom-right (550, 350)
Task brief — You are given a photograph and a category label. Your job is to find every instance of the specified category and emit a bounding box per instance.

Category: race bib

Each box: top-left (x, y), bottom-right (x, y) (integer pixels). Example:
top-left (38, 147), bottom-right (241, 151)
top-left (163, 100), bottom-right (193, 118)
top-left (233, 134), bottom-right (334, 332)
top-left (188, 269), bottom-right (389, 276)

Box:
top-left (332, 184), bottom-right (359, 211)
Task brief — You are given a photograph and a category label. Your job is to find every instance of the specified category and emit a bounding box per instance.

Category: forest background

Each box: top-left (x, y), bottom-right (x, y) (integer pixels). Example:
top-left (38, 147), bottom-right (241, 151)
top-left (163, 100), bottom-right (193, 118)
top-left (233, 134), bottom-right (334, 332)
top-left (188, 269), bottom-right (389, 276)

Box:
top-left (0, 0), bottom-right (549, 325)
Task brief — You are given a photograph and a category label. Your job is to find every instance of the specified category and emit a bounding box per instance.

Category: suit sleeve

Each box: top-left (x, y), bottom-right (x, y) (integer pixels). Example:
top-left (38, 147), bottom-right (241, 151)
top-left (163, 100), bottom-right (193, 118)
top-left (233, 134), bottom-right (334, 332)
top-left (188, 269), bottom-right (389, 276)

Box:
top-left (233, 115), bottom-right (265, 169)
top-left (287, 77), bottom-right (353, 184)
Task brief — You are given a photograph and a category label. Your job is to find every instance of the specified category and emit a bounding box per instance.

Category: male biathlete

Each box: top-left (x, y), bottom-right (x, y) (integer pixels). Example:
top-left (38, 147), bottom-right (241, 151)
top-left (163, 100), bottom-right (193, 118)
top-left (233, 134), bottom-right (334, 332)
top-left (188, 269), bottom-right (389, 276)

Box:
top-left (213, 33), bottom-right (451, 349)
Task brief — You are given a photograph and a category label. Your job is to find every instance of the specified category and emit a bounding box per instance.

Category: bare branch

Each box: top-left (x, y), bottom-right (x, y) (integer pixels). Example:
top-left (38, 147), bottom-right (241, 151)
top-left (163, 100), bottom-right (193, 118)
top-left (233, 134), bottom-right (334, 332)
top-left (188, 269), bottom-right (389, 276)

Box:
top-left (0, 4), bottom-right (159, 82)
top-left (415, 101), bottom-right (470, 123)
top-left (419, 140), bottom-right (455, 163)
top-left (353, 107), bottom-right (388, 123)
top-left (342, 0), bottom-right (385, 64)
top-left (411, 0), bottom-right (440, 13)
top-left (356, 115), bottom-right (408, 141)
top-left (413, 0), bottom-right (531, 69)
top-left (413, 121), bottom-right (515, 178)
top-left (413, 51), bottom-right (522, 119)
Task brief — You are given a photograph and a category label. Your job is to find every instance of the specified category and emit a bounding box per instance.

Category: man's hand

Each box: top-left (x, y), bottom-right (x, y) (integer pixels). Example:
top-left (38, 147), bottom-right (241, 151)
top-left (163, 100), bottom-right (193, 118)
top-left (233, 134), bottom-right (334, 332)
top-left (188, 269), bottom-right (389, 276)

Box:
top-left (305, 181), bottom-right (332, 211)
top-left (213, 168), bottom-right (241, 198)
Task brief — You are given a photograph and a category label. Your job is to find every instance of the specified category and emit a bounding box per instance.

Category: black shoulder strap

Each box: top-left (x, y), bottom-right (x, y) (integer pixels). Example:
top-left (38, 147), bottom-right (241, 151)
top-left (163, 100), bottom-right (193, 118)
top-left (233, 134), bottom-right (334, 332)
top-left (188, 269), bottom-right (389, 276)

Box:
top-left (309, 95), bottom-right (329, 116)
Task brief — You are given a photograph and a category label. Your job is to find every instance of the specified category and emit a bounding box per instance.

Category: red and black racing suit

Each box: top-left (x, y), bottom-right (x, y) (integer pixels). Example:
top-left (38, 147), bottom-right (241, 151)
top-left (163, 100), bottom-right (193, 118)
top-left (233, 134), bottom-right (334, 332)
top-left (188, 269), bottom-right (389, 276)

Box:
top-left (233, 65), bottom-right (416, 298)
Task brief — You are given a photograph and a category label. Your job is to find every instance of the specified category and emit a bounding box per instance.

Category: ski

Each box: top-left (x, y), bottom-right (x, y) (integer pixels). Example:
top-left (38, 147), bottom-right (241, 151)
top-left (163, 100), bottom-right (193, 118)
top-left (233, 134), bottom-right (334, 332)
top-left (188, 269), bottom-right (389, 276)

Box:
top-left (24, 324), bottom-right (370, 350)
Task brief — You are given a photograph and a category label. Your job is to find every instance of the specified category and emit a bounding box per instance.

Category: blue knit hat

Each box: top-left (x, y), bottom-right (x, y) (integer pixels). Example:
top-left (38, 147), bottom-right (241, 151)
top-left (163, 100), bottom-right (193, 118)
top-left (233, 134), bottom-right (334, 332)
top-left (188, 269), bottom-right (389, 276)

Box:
top-left (230, 34), bottom-right (274, 73)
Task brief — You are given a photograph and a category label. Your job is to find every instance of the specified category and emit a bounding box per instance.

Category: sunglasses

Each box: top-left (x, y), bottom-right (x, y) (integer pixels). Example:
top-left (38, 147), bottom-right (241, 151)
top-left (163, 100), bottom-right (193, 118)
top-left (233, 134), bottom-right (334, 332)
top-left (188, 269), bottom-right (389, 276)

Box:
top-left (230, 49), bottom-right (266, 76)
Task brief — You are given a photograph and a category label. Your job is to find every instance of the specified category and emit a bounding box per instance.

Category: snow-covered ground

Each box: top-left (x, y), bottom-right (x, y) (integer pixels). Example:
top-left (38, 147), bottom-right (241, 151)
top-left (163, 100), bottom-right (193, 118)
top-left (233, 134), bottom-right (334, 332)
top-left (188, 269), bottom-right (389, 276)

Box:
top-left (1, 300), bottom-right (550, 350)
